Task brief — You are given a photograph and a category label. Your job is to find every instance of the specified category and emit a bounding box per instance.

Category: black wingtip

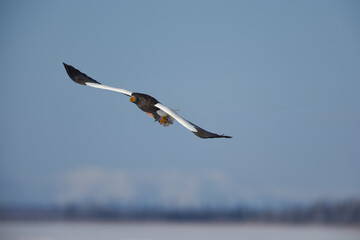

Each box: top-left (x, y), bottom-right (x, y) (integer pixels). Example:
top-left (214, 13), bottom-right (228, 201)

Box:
top-left (63, 62), bottom-right (101, 85)
top-left (220, 135), bottom-right (233, 139)
top-left (192, 125), bottom-right (232, 139)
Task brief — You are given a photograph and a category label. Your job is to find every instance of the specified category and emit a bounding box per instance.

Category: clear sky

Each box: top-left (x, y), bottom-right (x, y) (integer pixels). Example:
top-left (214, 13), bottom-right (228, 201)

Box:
top-left (0, 0), bottom-right (359, 208)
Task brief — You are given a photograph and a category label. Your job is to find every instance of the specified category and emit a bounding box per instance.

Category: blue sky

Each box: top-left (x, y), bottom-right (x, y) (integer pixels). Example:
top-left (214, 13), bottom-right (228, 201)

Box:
top-left (0, 0), bottom-right (359, 208)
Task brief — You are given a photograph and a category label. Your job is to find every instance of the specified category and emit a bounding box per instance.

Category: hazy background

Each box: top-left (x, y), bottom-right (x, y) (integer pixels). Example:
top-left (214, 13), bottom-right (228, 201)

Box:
top-left (1, 0), bottom-right (359, 210)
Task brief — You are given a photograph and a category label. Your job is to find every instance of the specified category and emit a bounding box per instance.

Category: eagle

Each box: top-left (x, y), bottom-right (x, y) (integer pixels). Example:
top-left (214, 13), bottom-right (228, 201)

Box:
top-left (63, 63), bottom-right (232, 139)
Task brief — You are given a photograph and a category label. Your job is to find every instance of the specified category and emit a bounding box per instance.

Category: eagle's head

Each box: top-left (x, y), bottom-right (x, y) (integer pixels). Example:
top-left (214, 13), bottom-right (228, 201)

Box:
top-left (129, 95), bottom-right (139, 104)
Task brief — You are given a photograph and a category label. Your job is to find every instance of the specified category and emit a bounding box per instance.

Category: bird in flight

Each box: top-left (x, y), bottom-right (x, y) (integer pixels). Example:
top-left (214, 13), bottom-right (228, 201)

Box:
top-left (63, 63), bottom-right (232, 139)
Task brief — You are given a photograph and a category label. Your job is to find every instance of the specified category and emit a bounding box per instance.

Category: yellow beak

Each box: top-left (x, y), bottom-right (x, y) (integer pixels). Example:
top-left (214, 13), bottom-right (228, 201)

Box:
top-left (129, 96), bottom-right (136, 102)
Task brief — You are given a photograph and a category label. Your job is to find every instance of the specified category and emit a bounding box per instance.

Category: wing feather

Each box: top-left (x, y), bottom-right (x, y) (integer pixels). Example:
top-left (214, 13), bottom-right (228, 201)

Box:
top-left (155, 103), bottom-right (232, 139)
top-left (63, 63), bottom-right (132, 96)
top-left (85, 82), bottom-right (132, 96)
top-left (155, 103), bottom-right (196, 132)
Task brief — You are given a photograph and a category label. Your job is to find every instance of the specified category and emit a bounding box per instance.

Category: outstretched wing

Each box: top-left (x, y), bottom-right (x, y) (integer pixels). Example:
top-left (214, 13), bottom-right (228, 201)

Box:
top-left (155, 103), bottom-right (232, 139)
top-left (63, 63), bottom-right (133, 96)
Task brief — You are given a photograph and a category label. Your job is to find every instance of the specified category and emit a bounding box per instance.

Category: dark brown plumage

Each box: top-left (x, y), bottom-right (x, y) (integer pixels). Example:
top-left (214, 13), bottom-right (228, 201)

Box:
top-left (63, 63), bottom-right (100, 85)
top-left (130, 93), bottom-right (175, 125)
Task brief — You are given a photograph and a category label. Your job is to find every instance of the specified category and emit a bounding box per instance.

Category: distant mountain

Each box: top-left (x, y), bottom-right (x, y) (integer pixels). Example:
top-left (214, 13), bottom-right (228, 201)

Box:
top-left (1, 199), bottom-right (359, 224)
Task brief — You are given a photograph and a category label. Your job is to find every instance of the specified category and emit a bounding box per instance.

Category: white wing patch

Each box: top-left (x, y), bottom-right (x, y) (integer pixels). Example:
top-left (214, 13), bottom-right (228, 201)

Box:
top-left (85, 82), bottom-right (133, 96)
top-left (156, 109), bottom-right (167, 117)
top-left (155, 103), bottom-right (197, 132)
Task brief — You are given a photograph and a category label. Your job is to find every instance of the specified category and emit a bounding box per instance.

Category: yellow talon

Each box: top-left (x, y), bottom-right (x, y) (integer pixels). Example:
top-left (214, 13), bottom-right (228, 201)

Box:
top-left (160, 116), bottom-right (168, 127)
